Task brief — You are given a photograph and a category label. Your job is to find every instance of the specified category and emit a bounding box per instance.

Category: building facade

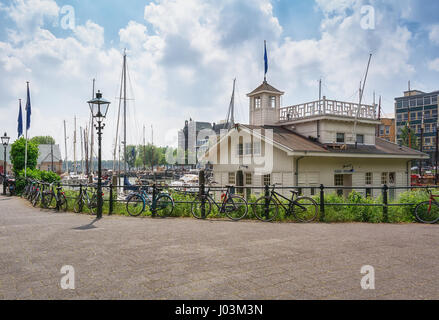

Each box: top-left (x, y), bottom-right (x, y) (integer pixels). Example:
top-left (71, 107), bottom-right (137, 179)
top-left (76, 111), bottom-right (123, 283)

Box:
top-left (203, 81), bottom-right (428, 200)
top-left (1, 144), bottom-right (63, 175)
top-left (377, 118), bottom-right (395, 142)
top-left (395, 90), bottom-right (439, 164)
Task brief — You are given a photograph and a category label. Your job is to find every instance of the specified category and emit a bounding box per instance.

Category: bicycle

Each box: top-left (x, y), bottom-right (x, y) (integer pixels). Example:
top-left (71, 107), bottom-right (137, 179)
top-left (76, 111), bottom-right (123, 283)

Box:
top-left (73, 184), bottom-right (99, 215)
top-left (31, 181), bottom-right (45, 207)
top-left (41, 183), bottom-right (68, 212)
top-left (414, 188), bottom-right (439, 224)
top-left (191, 184), bottom-right (248, 221)
top-left (126, 185), bottom-right (174, 217)
top-left (252, 184), bottom-right (318, 222)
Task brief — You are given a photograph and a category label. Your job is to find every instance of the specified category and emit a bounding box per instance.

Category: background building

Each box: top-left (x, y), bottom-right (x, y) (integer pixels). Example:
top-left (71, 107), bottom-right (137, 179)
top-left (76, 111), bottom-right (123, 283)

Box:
top-left (377, 118), bottom-right (395, 142)
top-left (395, 90), bottom-right (439, 164)
top-left (36, 144), bottom-right (63, 174)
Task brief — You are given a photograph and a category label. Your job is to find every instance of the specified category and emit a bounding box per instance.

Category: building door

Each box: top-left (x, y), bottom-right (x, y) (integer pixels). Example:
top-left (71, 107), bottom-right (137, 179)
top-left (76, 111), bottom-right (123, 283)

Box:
top-left (335, 174), bottom-right (352, 198)
top-left (236, 170), bottom-right (244, 195)
top-left (343, 174), bottom-right (353, 198)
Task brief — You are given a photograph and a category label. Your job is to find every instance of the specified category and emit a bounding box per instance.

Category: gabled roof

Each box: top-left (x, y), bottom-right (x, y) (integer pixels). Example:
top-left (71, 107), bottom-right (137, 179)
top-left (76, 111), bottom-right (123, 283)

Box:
top-left (37, 144), bottom-right (62, 163)
top-left (241, 124), bottom-right (328, 153)
top-left (247, 81), bottom-right (284, 96)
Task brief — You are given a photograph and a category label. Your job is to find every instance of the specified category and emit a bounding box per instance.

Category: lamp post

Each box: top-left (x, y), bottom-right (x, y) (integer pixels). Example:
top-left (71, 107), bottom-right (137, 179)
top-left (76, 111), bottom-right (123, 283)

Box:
top-left (87, 91), bottom-right (110, 219)
top-left (2, 132), bottom-right (10, 196)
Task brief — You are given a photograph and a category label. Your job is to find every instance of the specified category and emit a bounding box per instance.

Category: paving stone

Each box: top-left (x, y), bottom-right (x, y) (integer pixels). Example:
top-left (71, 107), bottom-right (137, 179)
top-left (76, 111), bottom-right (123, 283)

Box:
top-left (1, 195), bottom-right (438, 299)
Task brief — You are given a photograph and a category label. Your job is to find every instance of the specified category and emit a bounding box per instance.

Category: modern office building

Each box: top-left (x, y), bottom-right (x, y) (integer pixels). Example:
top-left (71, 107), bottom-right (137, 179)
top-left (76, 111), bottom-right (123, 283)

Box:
top-left (395, 90), bottom-right (439, 164)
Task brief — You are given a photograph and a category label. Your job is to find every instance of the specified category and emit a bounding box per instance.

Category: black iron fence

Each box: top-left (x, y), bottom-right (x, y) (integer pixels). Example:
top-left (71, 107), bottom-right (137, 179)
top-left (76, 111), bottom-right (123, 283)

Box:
top-left (35, 179), bottom-right (438, 223)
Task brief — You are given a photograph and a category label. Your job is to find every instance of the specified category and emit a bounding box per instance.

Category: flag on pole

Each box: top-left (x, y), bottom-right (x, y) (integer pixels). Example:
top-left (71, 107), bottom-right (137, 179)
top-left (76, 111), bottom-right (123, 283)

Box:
top-left (26, 82), bottom-right (31, 130)
top-left (18, 99), bottom-right (23, 138)
top-left (264, 40), bottom-right (268, 81)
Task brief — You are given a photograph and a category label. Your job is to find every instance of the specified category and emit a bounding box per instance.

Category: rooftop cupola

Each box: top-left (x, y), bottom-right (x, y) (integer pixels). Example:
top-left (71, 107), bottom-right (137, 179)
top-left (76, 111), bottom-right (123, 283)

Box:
top-left (247, 80), bottom-right (284, 126)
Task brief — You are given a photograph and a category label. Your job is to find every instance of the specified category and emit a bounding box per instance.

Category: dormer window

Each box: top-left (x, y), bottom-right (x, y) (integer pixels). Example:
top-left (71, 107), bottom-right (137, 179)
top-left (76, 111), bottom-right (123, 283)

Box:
top-left (255, 97), bottom-right (261, 109)
top-left (270, 96), bottom-right (276, 108)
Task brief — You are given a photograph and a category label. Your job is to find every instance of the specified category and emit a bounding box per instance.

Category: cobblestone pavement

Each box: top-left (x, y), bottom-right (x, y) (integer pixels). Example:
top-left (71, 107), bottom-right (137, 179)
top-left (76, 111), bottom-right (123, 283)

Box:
top-left (0, 195), bottom-right (438, 300)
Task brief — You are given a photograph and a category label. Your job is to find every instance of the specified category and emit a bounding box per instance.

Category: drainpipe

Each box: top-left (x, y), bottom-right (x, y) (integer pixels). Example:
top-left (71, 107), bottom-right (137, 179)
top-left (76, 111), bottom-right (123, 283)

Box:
top-left (295, 156), bottom-right (305, 186)
top-left (406, 160), bottom-right (412, 187)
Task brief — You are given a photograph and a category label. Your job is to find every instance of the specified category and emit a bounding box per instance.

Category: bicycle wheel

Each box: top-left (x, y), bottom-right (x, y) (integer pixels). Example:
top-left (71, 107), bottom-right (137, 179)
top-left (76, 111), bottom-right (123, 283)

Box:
top-left (32, 192), bottom-right (41, 207)
top-left (414, 201), bottom-right (439, 224)
top-left (293, 196), bottom-right (319, 222)
top-left (88, 194), bottom-right (98, 215)
top-left (42, 192), bottom-right (53, 209)
top-left (224, 195), bottom-right (248, 221)
top-left (126, 194), bottom-right (145, 217)
top-left (155, 194), bottom-right (174, 217)
top-left (57, 194), bottom-right (68, 212)
top-left (73, 196), bottom-right (84, 213)
top-left (252, 196), bottom-right (279, 222)
top-left (191, 195), bottom-right (212, 219)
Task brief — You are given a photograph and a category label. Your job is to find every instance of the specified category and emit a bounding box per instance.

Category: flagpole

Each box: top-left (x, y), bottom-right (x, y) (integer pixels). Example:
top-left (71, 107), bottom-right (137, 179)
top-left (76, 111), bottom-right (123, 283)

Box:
top-left (24, 82), bottom-right (29, 178)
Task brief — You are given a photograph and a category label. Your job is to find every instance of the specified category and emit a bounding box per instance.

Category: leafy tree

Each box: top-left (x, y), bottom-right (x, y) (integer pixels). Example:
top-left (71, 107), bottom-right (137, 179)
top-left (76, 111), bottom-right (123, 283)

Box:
top-left (124, 145), bottom-right (137, 170)
top-left (10, 138), bottom-right (39, 175)
top-left (400, 125), bottom-right (419, 150)
top-left (30, 136), bottom-right (55, 145)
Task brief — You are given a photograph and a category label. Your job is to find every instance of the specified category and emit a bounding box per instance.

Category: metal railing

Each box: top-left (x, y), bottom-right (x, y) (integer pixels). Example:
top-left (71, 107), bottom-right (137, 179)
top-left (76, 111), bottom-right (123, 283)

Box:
top-left (21, 178), bottom-right (438, 223)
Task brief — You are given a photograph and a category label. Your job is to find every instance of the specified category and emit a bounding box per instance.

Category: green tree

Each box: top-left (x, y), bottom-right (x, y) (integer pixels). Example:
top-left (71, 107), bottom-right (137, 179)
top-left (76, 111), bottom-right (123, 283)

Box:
top-left (124, 145), bottom-right (137, 170)
top-left (30, 136), bottom-right (55, 145)
top-left (10, 138), bottom-right (39, 175)
top-left (400, 125), bottom-right (419, 150)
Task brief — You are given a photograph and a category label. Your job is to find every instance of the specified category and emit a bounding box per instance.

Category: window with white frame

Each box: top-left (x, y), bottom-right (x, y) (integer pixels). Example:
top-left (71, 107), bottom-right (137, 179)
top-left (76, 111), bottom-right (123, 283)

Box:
top-left (270, 96), bottom-right (276, 108)
top-left (381, 172), bottom-right (388, 185)
top-left (336, 133), bottom-right (345, 143)
top-left (253, 142), bottom-right (261, 155)
top-left (365, 172), bottom-right (372, 185)
top-left (228, 172), bottom-right (236, 184)
top-left (236, 143), bottom-right (243, 156)
top-left (255, 97), bottom-right (261, 109)
top-left (243, 143), bottom-right (252, 155)
top-left (245, 173), bottom-right (252, 185)
top-left (389, 172), bottom-right (395, 185)
top-left (263, 174), bottom-right (271, 186)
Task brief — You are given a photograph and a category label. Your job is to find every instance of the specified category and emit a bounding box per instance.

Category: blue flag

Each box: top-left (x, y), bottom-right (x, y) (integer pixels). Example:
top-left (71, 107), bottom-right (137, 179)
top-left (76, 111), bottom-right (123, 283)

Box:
top-left (264, 41), bottom-right (268, 79)
top-left (18, 99), bottom-right (23, 138)
top-left (25, 82), bottom-right (31, 131)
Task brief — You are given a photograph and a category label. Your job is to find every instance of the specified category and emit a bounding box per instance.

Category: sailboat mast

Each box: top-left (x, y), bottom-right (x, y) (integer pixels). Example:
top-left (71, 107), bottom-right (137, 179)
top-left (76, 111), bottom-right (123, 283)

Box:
top-left (123, 50), bottom-right (127, 180)
top-left (84, 126), bottom-right (89, 176)
top-left (90, 79), bottom-right (95, 175)
top-left (64, 120), bottom-right (68, 173)
top-left (73, 116), bottom-right (77, 174)
top-left (80, 126), bottom-right (84, 174)
top-left (113, 54), bottom-right (124, 174)
top-left (143, 124), bottom-right (146, 171)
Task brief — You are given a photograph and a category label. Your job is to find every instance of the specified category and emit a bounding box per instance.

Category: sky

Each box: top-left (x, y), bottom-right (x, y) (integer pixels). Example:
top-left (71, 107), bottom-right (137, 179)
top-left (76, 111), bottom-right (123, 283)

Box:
top-left (1, 0), bottom-right (439, 160)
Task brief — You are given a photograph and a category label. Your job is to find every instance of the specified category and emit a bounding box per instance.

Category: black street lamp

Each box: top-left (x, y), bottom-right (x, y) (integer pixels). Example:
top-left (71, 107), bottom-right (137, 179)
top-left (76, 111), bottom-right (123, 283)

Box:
top-left (87, 91), bottom-right (110, 219)
top-left (2, 132), bottom-right (10, 196)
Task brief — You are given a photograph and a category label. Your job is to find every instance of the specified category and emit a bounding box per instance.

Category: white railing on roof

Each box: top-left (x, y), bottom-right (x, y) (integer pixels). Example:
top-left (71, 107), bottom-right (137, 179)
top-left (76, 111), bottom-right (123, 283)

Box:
top-left (279, 98), bottom-right (377, 122)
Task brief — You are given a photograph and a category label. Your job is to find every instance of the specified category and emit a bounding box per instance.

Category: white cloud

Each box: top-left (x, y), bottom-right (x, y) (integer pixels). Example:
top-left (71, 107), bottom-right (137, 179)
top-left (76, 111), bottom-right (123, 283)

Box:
top-left (428, 58), bottom-right (439, 72)
top-left (74, 20), bottom-right (105, 48)
top-left (0, 0), bottom-right (432, 159)
top-left (429, 24), bottom-right (439, 45)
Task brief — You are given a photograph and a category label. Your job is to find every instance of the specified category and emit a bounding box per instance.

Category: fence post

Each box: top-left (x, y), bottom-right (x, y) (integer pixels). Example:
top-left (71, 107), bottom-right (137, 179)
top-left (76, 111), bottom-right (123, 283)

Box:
top-left (264, 184), bottom-right (270, 219)
top-left (199, 170), bottom-right (206, 219)
top-left (56, 182), bottom-right (61, 211)
top-left (382, 184), bottom-right (389, 223)
top-left (109, 183), bottom-right (113, 215)
top-left (151, 184), bottom-right (157, 217)
top-left (319, 184), bottom-right (325, 222)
